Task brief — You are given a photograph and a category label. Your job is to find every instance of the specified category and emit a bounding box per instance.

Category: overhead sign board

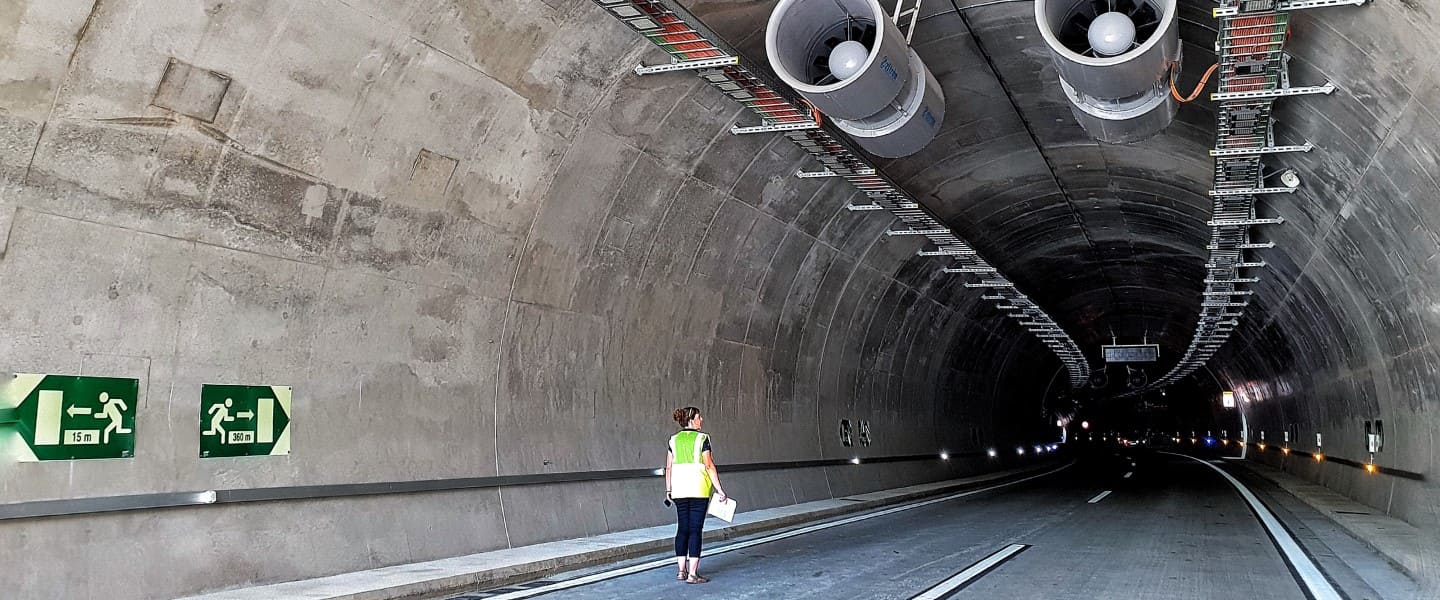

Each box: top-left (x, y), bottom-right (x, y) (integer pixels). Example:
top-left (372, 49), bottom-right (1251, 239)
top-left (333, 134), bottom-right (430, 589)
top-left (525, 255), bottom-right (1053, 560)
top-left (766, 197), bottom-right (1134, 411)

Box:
top-left (0, 374), bottom-right (139, 461)
top-left (1102, 344), bottom-right (1159, 363)
top-left (199, 384), bottom-right (291, 458)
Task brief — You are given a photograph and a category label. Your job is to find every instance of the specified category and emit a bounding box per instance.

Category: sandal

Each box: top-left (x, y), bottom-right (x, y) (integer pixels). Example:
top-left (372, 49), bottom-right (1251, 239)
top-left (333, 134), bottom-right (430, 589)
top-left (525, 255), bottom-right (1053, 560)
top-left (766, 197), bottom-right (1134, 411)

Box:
top-left (676, 570), bottom-right (687, 581)
top-left (686, 574), bottom-right (709, 584)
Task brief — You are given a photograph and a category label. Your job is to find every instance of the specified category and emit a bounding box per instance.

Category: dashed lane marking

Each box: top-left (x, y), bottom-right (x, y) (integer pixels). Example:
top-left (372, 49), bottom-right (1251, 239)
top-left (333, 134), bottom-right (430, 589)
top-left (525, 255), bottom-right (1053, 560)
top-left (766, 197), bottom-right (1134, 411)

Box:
top-left (476, 462), bottom-right (1075, 600)
top-left (910, 544), bottom-right (1031, 600)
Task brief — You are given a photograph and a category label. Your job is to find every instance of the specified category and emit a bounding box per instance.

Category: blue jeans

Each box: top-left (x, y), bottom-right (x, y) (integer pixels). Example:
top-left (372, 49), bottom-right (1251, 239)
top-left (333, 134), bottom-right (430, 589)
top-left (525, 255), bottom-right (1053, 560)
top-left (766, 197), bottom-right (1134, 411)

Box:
top-left (674, 498), bottom-right (707, 558)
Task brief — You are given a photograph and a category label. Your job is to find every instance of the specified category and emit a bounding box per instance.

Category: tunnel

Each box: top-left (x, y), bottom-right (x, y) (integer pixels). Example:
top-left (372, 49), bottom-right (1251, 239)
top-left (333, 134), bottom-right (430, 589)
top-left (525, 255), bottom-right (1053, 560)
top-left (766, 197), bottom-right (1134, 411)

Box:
top-left (0, 0), bottom-right (1437, 598)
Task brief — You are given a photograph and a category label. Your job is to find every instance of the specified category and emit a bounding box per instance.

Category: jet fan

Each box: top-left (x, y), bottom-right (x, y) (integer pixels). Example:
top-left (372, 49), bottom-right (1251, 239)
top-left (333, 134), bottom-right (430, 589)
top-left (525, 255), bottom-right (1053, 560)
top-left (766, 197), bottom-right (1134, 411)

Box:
top-left (766, 0), bottom-right (945, 157)
top-left (1036, 0), bottom-right (1180, 143)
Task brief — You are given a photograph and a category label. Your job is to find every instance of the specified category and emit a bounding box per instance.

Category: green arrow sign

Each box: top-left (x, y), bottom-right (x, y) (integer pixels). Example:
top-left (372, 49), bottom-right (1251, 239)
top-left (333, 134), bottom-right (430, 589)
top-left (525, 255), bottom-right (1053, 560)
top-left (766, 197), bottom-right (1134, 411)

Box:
top-left (199, 384), bottom-right (291, 458)
top-left (0, 374), bottom-right (139, 461)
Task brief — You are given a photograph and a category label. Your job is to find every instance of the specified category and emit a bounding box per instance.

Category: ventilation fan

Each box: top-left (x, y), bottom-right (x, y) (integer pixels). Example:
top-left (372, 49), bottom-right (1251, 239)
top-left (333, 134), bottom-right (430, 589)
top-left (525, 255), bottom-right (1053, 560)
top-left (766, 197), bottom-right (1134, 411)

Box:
top-left (1056, 0), bottom-right (1161, 57)
top-left (807, 18), bottom-right (878, 85)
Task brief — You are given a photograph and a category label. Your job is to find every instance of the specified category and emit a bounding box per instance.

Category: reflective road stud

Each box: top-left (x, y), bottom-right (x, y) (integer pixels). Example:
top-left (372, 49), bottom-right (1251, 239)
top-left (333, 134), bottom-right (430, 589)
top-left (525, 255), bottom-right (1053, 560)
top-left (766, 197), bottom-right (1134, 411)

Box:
top-left (0, 374), bottom-right (139, 461)
top-left (199, 385), bottom-right (291, 458)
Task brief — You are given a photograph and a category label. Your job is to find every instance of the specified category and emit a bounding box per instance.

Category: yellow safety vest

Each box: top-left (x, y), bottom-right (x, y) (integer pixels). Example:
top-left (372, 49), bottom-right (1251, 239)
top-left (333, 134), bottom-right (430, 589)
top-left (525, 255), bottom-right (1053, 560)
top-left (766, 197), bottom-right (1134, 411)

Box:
top-left (669, 430), bottom-right (712, 499)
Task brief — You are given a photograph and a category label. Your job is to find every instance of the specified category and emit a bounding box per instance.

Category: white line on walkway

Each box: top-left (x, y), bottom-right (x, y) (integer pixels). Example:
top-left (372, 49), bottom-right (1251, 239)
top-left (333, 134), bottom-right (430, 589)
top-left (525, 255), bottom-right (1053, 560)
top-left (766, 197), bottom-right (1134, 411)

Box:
top-left (910, 544), bottom-right (1030, 600)
top-left (1087, 490), bottom-right (1112, 504)
top-left (1123, 471), bottom-right (1133, 479)
top-left (1160, 452), bottom-right (1342, 600)
top-left (481, 463), bottom-right (1074, 600)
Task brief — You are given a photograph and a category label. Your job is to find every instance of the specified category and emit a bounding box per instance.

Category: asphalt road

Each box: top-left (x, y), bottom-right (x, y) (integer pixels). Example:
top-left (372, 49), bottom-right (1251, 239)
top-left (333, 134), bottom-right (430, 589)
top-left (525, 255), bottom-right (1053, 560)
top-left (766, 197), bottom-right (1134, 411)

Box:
top-left (452, 449), bottom-right (1411, 599)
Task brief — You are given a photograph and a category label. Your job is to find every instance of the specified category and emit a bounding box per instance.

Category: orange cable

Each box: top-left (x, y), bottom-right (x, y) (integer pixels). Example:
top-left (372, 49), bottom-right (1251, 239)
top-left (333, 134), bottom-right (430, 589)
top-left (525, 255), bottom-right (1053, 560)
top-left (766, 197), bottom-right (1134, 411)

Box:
top-left (801, 98), bottom-right (823, 128)
top-left (1171, 62), bottom-right (1220, 103)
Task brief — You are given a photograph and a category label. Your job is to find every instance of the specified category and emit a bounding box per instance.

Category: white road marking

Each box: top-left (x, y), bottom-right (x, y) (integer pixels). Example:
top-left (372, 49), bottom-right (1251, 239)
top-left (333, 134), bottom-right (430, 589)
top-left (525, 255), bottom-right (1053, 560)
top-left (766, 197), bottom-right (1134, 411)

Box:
top-left (910, 544), bottom-right (1031, 600)
top-left (481, 462), bottom-right (1075, 600)
top-left (1123, 471), bottom-right (1133, 479)
top-left (1087, 490), bottom-right (1112, 504)
top-left (1161, 452), bottom-right (1342, 600)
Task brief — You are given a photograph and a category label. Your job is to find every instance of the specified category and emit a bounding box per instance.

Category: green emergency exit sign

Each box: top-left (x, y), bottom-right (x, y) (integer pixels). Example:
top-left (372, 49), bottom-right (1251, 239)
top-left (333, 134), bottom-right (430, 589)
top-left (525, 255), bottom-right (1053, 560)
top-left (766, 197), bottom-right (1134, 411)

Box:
top-left (199, 384), bottom-right (291, 458)
top-left (0, 374), bottom-right (139, 461)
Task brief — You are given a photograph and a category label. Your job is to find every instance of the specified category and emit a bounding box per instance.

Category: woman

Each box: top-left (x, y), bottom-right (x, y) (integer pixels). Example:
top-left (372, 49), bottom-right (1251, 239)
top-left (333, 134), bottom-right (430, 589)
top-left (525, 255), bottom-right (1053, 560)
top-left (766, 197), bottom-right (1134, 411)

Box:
top-left (665, 406), bottom-right (726, 584)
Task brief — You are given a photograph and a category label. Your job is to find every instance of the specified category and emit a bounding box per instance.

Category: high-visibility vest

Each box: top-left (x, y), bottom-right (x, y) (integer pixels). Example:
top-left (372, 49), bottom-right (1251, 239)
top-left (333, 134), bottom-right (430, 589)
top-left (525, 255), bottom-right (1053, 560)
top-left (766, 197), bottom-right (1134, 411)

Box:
top-left (669, 430), bottom-right (712, 499)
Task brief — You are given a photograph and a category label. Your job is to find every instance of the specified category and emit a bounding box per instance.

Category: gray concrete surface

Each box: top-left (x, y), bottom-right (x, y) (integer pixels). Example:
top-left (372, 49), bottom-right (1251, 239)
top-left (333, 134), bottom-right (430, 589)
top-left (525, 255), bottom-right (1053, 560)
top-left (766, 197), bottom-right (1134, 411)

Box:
top-left (176, 461), bottom-right (1061, 600)
top-left (448, 451), bottom-right (1411, 600)
top-left (0, 1), bottom-right (1049, 598)
top-left (1, 0), bottom-right (1437, 598)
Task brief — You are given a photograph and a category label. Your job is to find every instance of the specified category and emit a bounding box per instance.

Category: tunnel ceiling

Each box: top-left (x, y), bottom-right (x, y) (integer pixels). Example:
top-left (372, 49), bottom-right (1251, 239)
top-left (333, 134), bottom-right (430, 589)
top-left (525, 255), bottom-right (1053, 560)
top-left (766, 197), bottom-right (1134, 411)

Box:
top-left (678, 0), bottom-right (1422, 385)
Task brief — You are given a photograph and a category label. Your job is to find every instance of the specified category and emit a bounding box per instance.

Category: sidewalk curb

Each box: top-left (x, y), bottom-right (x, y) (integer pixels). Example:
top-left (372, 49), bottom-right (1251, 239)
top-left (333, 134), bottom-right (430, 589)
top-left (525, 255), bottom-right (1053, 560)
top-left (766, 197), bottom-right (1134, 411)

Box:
top-left (182, 460), bottom-right (1065, 600)
top-left (1229, 459), bottom-right (1427, 585)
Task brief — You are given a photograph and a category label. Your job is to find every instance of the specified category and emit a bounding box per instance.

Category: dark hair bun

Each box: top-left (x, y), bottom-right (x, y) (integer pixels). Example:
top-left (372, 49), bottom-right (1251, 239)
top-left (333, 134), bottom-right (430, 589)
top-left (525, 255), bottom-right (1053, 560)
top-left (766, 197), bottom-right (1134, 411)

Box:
top-left (673, 406), bottom-right (700, 426)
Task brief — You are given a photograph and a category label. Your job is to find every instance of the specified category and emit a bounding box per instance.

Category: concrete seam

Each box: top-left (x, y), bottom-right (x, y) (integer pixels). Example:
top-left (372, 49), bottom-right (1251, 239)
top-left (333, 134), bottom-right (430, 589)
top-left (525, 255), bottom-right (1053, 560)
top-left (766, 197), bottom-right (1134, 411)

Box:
top-left (484, 29), bottom-right (646, 486)
top-left (853, 282), bottom-right (908, 418)
top-left (739, 226), bottom-right (792, 350)
top-left (632, 169), bottom-right (688, 283)
top-left (688, 104), bottom-right (749, 176)
top-left (1237, 86), bottom-right (1421, 354)
top-left (0, 204), bottom-right (18, 260)
top-left (810, 215), bottom-right (891, 469)
top-left (23, 0), bottom-right (103, 184)
top-left (579, 152), bottom-right (644, 269)
top-left (636, 78), bottom-right (706, 157)
top-left (681, 186), bottom-right (730, 284)
top-left (724, 132), bottom-right (785, 195)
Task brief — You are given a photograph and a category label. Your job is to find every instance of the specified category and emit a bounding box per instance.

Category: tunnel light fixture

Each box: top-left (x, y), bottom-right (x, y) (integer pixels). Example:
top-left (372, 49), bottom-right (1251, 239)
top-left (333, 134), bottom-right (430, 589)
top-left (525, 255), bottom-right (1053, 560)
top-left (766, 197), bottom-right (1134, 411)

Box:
top-left (1205, 277), bottom-right (1260, 284)
top-left (964, 281), bottom-right (1016, 288)
top-left (943, 267), bottom-right (998, 274)
top-left (1016, 447), bottom-right (1025, 455)
top-left (940, 451), bottom-right (950, 460)
top-left (652, 468), bottom-right (665, 476)
top-left (1202, 290), bottom-right (1254, 296)
top-left (1282, 447), bottom-right (1291, 455)
top-left (1313, 452), bottom-right (1324, 462)
top-left (987, 448), bottom-right (998, 458)
top-left (850, 457), bottom-right (861, 465)
top-left (1365, 463), bottom-right (1377, 474)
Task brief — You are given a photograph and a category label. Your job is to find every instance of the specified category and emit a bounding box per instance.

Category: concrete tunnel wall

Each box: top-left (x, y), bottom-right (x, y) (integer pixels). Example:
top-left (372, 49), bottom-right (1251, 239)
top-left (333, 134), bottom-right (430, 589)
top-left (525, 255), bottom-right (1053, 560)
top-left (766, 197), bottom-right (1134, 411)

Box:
top-left (0, 1), bottom-right (1059, 598)
top-left (1194, 3), bottom-right (1440, 570)
top-left (675, 0), bottom-right (1440, 585)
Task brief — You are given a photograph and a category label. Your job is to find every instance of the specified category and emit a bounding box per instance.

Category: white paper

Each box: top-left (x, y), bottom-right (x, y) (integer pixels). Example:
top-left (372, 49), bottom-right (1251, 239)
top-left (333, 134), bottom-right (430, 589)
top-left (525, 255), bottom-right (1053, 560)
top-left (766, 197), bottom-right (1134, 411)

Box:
top-left (707, 496), bottom-right (737, 522)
